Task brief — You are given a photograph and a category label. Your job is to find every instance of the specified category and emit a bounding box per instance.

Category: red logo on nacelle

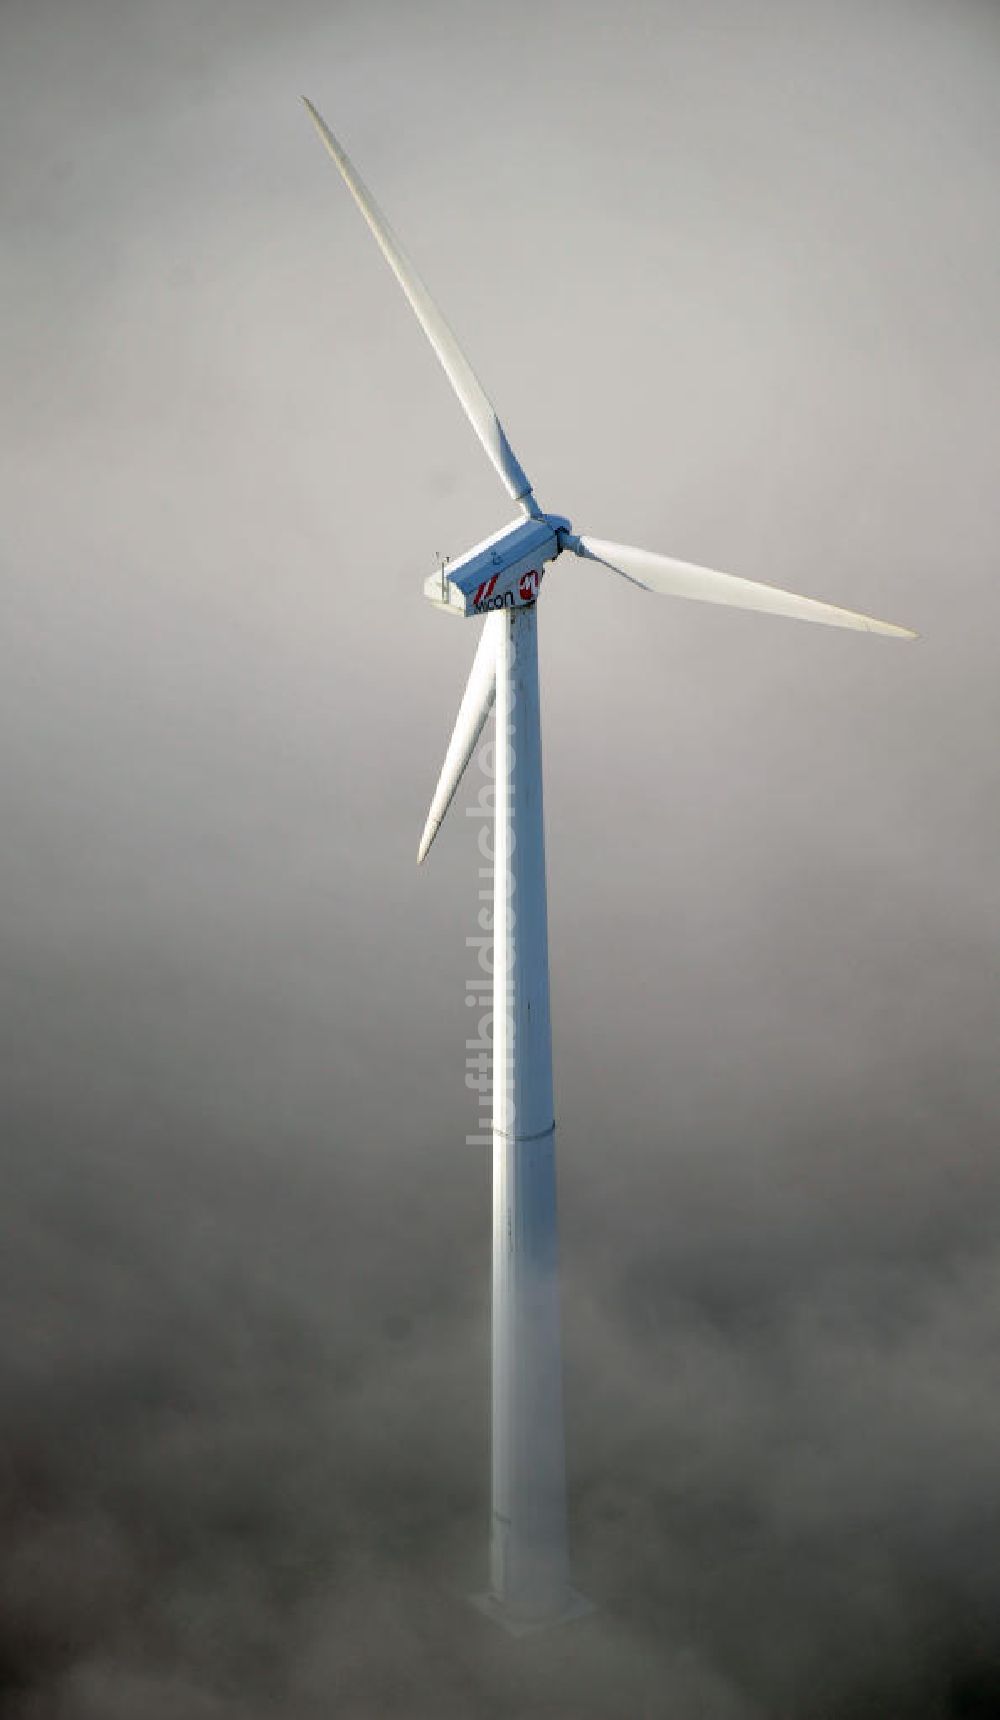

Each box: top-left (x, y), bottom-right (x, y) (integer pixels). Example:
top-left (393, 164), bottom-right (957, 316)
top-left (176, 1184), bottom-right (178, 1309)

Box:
top-left (519, 569), bottom-right (542, 603)
top-left (473, 574), bottom-right (499, 606)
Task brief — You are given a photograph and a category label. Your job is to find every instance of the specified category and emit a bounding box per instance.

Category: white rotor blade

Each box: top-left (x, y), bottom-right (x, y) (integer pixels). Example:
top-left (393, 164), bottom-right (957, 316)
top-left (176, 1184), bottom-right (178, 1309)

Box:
top-left (418, 616), bottom-right (500, 865)
top-left (303, 99), bottom-right (535, 511)
top-left (574, 537), bottom-right (916, 638)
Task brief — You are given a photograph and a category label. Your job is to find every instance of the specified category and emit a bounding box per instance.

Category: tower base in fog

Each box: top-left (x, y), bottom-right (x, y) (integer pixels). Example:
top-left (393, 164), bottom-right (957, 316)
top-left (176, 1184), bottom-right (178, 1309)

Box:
top-left (470, 1586), bottom-right (594, 1639)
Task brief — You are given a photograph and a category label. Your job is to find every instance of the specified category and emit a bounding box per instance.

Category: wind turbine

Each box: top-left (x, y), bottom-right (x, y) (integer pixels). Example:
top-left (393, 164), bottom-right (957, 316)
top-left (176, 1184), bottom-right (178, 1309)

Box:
top-left (302, 99), bottom-right (915, 1632)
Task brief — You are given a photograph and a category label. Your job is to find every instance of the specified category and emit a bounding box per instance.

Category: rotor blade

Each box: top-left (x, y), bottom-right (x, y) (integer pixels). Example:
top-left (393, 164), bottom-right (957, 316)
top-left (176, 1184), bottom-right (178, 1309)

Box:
top-left (303, 99), bottom-right (536, 512)
top-left (573, 537), bottom-right (916, 638)
top-left (418, 617), bottom-right (499, 865)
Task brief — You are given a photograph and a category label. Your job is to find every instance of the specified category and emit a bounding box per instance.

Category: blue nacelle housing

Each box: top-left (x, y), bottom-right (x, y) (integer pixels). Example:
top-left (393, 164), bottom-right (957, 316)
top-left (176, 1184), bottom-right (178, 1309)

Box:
top-left (423, 515), bottom-right (571, 617)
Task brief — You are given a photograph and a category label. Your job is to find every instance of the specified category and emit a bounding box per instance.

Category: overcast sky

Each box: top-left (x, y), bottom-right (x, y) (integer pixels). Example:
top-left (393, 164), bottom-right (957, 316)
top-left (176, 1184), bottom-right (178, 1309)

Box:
top-left (3, 1), bottom-right (1000, 1715)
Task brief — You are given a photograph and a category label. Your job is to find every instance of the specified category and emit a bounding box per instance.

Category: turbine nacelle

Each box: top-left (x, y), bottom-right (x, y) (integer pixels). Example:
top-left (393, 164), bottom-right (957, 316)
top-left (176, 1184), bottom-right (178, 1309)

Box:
top-left (423, 513), bottom-right (572, 618)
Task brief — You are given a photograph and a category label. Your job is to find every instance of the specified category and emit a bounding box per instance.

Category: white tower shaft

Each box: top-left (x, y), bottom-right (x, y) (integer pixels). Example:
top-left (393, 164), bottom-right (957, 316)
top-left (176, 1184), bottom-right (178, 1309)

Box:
top-left (488, 604), bottom-right (571, 1625)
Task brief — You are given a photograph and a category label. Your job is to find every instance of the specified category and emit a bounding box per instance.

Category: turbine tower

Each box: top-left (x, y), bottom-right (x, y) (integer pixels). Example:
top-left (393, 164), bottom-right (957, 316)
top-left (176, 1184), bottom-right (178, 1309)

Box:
top-left (302, 101), bottom-right (915, 1631)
